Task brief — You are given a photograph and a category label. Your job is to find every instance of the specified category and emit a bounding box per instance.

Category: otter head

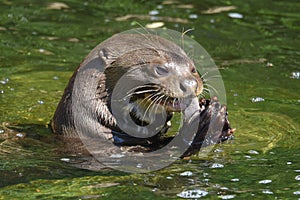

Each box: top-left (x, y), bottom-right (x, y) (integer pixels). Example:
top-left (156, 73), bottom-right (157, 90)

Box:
top-left (145, 50), bottom-right (203, 111)
top-left (106, 52), bottom-right (202, 127)
top-left (101, 35), bottom-right (203, 126)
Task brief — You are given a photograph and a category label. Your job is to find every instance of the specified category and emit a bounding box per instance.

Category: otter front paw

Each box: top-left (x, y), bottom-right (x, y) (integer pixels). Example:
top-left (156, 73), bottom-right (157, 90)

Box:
top-left (183, 97), bottom-right (235, 157)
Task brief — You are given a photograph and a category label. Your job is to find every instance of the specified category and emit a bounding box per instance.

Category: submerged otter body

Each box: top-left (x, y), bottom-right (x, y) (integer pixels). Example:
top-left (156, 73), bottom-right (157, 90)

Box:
top-left (51, 32), bottom-right (233, 158)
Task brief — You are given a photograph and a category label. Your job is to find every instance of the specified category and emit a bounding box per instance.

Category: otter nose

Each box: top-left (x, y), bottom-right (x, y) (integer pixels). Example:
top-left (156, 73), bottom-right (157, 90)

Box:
top-left (180, 79), bottom-right (197, 93)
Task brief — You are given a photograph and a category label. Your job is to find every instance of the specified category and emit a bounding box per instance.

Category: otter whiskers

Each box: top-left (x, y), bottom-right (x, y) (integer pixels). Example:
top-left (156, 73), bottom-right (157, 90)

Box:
top-left (141, 93), bottom-right (165, 124)
top-left (118, 85), bottom-right (160, 101)
top-left (203, 83), bottom-right (220, 97)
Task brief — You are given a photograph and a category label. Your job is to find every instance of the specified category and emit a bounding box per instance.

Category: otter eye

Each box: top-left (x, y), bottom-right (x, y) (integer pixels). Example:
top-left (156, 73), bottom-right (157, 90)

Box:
top-left (155, 66), bottom-right (169, 76)
top-left (191, 66), bottom-right (197, 74)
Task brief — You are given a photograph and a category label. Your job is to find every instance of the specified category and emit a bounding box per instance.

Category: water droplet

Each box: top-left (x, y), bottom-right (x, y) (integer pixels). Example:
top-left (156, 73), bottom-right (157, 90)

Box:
top-left (228, 13), bottom-right (243, 19)
top-left (287, 161), bottom-right (292, 165)
top-left (180, 171), bottom-right (193, 176)
top-left (177, 189), bottom-right (208, 198)
top-left (189, 14), bottom-right (198, 19)
top-left (210, 163), bottom-right (224, 168)
top-left (219, 194), bottom-right (236, 199)
top-left (220, 187), bottom-right (229, 190)
top-left (203, 172), bottom-right (209, 177)
top-left (157, 5), bottom-right (163, 9)
top-left (291, 72), bottom-right (300, 79)
top-left (295, 175), bottom-right (300, 181)
top-left (166, 176), bottom-right (173, 179)
top-left (38, 100), bottom-right (44, 105)
top-left (136, 163), bottom-right (143, 168)
top-left (20, 16), bottom-right (28, 22)
top-left (110, 154), bottom-right (125, 158)
top-left (258, 179), bottom-right (272, 184)
top-left (262, 189), bottom-right (273, 194)
top-left (231, 178), bottom-right (239, 182)
top-left (293, 191), bottom-right (300, 195)
top-left (0, 90), bottom-right (4, 94)
top-left (248, 150), bottom-right (259, 155)
top-left (251, 97), bottom-right (264, 103)
top-left (214, 148), bottom-right (224, 153)
top-left (149, 10), bottom-right (159, 15)
top-left (60, 158), bottom-right (70, 162)
top-left (16, 133), bottom-right (24, 138)
top-left (188, 178), bottom-right (195, 184)
top-left (0, 130), bottom-right (4, 134)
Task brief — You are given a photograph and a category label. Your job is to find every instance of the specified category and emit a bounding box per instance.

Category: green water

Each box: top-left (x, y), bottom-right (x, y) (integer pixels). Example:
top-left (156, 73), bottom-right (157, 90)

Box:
top-left (0, 0), bottom-right (299, 199)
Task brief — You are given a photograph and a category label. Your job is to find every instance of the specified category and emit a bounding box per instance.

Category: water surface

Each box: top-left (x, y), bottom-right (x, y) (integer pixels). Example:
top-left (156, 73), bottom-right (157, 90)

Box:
top-left (0, 0), bottom-right (299, 199)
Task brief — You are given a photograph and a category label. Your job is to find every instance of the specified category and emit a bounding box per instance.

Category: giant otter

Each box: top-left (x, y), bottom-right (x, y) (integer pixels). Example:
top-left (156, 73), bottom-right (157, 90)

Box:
top-left (51, 29), bottom-right (234, 171)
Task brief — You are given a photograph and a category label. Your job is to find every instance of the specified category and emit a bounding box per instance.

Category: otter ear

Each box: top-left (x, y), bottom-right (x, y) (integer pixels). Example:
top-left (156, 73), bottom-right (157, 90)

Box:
top-left (98, 48), bottom-right (115, 65)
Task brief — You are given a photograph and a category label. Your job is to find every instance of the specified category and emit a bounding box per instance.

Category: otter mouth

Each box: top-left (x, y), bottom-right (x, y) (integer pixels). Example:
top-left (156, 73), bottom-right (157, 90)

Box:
top-left (129, 84), bottom-right (186, 112)
top-left (145, 93), bottom-right (184, 112)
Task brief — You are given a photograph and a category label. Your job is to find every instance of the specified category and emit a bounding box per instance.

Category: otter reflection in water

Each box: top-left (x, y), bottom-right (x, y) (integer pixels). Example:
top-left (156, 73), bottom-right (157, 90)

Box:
top-left (51, 29), bottom-right (234, 171)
